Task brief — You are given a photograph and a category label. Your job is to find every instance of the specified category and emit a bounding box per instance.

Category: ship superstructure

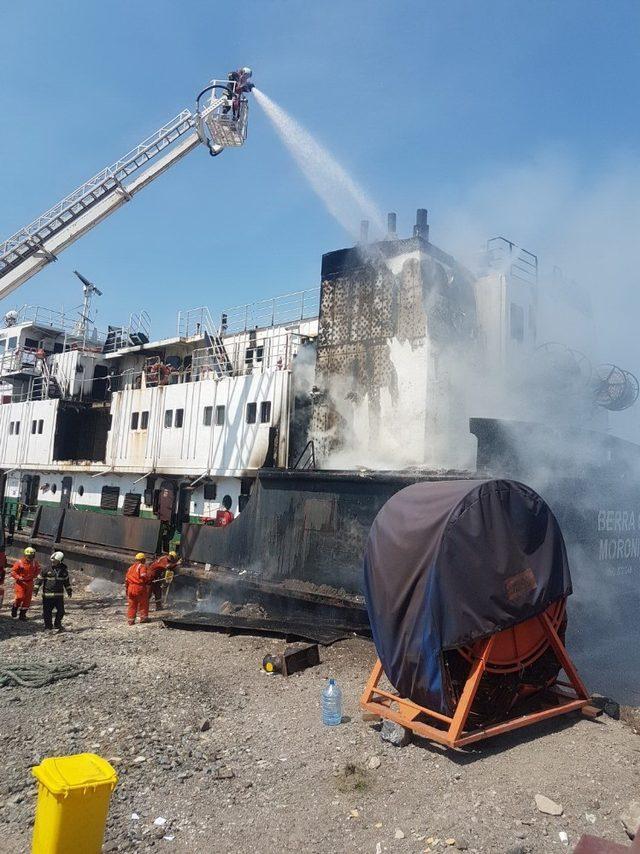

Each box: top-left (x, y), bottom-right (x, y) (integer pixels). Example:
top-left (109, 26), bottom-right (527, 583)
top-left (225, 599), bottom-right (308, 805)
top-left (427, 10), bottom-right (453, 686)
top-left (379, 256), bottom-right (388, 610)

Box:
top-left (0, 288), bottom-right (319, 531)
top-left (2, 209), bottom-right (637, 537)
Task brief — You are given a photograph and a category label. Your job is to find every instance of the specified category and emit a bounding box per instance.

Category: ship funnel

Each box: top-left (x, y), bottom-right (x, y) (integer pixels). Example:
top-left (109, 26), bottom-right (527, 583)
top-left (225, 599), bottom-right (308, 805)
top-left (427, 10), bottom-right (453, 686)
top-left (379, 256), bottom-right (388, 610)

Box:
top-left (387, 212), bottom-right (397, 238)
top-left (414, 208), bottom-right (429, 240)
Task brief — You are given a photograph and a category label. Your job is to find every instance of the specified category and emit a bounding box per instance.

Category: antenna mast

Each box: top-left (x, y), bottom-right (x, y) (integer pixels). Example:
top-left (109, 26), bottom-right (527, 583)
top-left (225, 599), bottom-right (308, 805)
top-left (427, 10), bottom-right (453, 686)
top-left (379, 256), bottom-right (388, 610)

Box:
top-left (73, 270), bottom-right (103, 337)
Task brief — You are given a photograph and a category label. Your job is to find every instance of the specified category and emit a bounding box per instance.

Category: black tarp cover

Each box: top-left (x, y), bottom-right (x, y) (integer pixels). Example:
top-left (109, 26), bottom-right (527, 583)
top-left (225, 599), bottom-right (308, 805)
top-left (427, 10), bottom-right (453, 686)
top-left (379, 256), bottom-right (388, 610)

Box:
top-left (364, 479), bottom-right (572, 714)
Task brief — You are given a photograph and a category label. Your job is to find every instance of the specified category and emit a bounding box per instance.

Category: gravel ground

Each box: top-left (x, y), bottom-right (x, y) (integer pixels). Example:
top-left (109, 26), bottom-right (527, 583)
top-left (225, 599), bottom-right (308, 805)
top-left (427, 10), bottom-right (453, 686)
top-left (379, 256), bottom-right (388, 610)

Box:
top-left (0, 572), bottom-right (638, 854)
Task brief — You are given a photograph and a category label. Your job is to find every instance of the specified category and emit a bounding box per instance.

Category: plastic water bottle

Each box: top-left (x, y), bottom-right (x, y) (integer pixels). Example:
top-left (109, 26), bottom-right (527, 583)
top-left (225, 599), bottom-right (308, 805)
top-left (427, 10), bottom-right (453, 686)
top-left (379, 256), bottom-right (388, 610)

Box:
top-left (322, 678), bottom-right (342, 726)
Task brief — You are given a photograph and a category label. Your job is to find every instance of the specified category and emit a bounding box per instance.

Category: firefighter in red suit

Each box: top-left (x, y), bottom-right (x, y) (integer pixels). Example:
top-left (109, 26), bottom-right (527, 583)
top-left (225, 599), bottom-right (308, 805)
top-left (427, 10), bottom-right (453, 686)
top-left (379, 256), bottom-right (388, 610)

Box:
top-left (11, 547), bottom-right (40, 620)
top-left (125, 553), bottom-right (152, 625)
top-left (215, 494), bottom-right (235, 527)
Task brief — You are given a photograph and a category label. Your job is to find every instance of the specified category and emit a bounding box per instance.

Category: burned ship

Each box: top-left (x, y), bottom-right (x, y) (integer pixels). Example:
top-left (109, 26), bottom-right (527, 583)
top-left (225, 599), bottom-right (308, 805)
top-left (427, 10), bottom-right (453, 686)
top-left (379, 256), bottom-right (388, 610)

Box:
top-left (2, 210), bottom-right (639, 702)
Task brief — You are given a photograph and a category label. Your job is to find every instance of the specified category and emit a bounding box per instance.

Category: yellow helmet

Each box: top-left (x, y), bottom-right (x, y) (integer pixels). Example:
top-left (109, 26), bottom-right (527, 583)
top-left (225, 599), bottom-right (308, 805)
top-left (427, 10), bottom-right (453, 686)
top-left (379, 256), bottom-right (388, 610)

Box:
top-left (135, 552), bottom-right (146, 561)
top-left (24, 547), bottom-right (36, 557)
top-left (168, 551), bottom-right (178, 560)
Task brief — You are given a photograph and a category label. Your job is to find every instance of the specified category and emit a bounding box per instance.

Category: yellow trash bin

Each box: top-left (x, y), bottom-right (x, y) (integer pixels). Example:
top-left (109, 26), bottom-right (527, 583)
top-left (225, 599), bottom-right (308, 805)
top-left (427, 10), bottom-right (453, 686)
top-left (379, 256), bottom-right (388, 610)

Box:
top-left (31, 753), bottom-right (118, 854)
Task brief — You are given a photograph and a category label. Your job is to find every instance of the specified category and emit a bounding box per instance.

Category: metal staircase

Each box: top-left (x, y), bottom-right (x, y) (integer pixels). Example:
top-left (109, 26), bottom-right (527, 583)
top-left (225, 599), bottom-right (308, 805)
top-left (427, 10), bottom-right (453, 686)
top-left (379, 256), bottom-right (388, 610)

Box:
top-left (28, 353), bottom-right (63, 400)
top-left (179, 306), bottom-right (232, 378)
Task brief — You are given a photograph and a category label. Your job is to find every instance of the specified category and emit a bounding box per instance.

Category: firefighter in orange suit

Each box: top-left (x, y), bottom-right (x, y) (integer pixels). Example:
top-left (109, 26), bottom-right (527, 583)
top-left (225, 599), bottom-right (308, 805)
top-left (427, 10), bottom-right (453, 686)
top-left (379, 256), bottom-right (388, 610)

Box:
top-left (148, 551), bottom-right (180, 612)
top-left (125, 553), bottom-right (152, 625)
top-left (0, 549), bottom-right (7, 608)
top-left (11, 546), bottom-right (40, 620)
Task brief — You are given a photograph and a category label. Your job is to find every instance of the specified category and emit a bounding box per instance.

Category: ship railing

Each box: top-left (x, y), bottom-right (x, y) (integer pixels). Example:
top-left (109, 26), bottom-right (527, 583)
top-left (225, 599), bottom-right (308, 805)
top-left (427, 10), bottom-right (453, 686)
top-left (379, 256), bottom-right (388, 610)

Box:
top-left (192, 346), bottom-right (233, 380)
top-left (130, 310), bottom-right (151, 342)
top-left (486, 237), bottom-right (538, 286)
top-left (176, 306), bottom-right (217, 340)
top-left (9, 304), bottom-right (69, 333)
top-left (0, 347), bottom-right (40, 377)
top-left (102, 310), bottom-right (152, 353)
top-left (192, 329), bottom-right (302, 380)
top-left (5, 305), bottom-right (109, 348)
top-left (9, 376), bottom-right (44, 403)
top-left (4, 353), bottom-right (86, 402)
top-left (220, 287), bottom-right (320, 335)
top-left (143, 355), bottom-right (175, 387)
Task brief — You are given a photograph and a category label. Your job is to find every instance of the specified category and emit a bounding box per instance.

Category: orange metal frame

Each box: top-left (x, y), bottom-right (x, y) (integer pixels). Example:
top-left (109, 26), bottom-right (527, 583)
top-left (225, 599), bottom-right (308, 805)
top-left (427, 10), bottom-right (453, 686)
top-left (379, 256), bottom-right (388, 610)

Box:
top-left (360, 612), bottom-right (590, 748)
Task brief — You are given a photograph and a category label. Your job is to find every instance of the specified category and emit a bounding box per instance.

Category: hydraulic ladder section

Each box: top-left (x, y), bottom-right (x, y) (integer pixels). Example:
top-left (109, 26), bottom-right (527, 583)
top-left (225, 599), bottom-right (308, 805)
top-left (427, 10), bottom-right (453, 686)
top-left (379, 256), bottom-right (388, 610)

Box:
top-left (0, 74), bottom-right (251, 299)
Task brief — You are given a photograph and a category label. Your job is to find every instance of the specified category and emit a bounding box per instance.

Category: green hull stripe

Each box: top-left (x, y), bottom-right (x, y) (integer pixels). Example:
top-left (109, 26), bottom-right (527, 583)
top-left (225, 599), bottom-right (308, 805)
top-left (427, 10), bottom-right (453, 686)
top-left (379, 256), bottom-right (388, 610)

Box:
top-left (3, 497), bottom-right (202, 524)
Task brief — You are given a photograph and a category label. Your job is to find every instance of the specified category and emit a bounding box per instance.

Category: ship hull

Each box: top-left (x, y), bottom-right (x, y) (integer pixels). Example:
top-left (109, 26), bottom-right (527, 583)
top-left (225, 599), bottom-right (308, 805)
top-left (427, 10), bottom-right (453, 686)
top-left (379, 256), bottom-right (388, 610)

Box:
top-left (10, 458), bottom-right (640, 704)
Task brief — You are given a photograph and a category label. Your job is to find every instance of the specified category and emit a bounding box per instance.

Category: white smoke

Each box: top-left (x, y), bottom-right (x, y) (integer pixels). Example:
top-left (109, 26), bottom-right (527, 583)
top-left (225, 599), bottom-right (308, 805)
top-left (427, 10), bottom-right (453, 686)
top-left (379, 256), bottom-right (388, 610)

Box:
top-left (291, 340), bottom-right (317, 396)
top-left (253, 88), bottom-right (385, 239)
top-left (85, 577), bottom-right (121, 595)
top-left (436, 151), bottom-right (640, 442)
top-left (305, 152), bottom-right (640, 474)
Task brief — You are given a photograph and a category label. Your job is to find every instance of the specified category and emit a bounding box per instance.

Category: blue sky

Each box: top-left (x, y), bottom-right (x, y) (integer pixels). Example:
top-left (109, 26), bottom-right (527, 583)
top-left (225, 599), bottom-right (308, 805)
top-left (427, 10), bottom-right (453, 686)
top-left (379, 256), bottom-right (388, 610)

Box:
top-left (1, 0), bottom-right (639, 342)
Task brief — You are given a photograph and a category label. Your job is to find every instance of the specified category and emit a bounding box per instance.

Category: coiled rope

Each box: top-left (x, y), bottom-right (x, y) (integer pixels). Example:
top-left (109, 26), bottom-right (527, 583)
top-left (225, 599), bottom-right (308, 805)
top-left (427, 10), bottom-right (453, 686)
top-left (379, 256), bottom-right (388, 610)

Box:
top-left (0, 662), bottom-right (96, 688)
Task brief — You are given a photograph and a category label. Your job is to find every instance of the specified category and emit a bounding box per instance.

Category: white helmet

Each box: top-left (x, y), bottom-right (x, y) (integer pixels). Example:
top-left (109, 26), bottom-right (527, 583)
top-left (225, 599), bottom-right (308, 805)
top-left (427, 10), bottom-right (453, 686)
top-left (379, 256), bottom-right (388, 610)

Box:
top-left (51, 551), bottom-right (64, 563)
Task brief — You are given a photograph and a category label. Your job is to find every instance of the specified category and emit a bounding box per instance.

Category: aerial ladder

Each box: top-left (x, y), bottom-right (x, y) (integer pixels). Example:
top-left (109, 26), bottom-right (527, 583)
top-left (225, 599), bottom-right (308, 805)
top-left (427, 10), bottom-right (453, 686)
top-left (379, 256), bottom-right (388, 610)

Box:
top-left (0, 67), bottom-right (254, 300)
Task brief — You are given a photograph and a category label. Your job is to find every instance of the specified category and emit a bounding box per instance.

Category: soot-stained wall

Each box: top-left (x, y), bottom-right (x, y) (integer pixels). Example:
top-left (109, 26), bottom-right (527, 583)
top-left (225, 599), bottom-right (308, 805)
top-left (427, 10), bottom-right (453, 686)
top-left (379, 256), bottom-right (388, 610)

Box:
top-left (312, 236), bottom-right (477, 469)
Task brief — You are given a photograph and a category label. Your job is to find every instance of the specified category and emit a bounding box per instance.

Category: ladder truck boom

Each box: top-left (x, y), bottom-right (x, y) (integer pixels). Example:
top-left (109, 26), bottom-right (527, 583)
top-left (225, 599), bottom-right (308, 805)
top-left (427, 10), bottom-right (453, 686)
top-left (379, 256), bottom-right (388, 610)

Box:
top-left (0, 68), bottom-right (254, 299)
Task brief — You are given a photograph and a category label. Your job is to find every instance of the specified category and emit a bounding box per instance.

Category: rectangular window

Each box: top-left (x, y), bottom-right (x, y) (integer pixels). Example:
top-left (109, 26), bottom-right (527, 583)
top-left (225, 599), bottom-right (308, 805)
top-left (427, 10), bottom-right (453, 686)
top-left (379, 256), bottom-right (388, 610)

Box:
top-left (25, 337), bottom-right (38, 350)
top-left (175, 408), bottom-right (184, 428)
top-left (9, 422), bottom-right (14, 435)
top-left (215, 405), bottom-right (225, 426)
top-left (0, 339), bottom-right (5, 354)
top-left (510, 303), bottom-right (524, 342)
top-left (140, 411), bottom-right (149, 430)
top-left (14, 421), bottom-right (20, 435)
top-left (203, 406), bottom-right (213, 426)
top-left (31, 420), bottom-right (37, 434)
top-left (131, 412), bottom-right (139, 430)
top-left (203, 482), bottom-right (217, 500)
top-left (7, 337), bottom-right (17, 350)
top-left (38, 420), bottom-right (44, 434)
top-left (100, 485), bottom-right (120, 511)
top-left (164, 409), bottom-right (173, 428)
top-left (246, 402), bottom-right (257, 424)
top-left (260, 401), bottom-right (272, 424)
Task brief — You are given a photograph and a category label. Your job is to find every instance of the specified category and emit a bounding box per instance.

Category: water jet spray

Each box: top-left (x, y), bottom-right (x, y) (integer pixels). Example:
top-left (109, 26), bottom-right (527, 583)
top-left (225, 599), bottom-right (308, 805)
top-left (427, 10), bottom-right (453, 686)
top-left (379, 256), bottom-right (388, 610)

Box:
top-left (253, 88), bottom-right (384, 238)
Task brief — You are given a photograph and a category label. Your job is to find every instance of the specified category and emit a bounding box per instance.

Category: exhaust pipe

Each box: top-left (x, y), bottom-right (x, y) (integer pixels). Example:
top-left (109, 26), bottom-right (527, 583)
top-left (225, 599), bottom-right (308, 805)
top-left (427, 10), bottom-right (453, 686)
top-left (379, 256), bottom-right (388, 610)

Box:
top-left (413, 208), bottom-right (429, 241)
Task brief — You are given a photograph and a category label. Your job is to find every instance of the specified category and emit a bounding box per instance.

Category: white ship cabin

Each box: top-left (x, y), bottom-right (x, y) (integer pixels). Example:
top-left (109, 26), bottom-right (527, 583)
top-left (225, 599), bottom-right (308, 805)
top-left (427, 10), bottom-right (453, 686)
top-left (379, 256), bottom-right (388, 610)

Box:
top-left (473, 237), bottom-right (539, 367)
top-left (0, 289), bottom-right (319, 529)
